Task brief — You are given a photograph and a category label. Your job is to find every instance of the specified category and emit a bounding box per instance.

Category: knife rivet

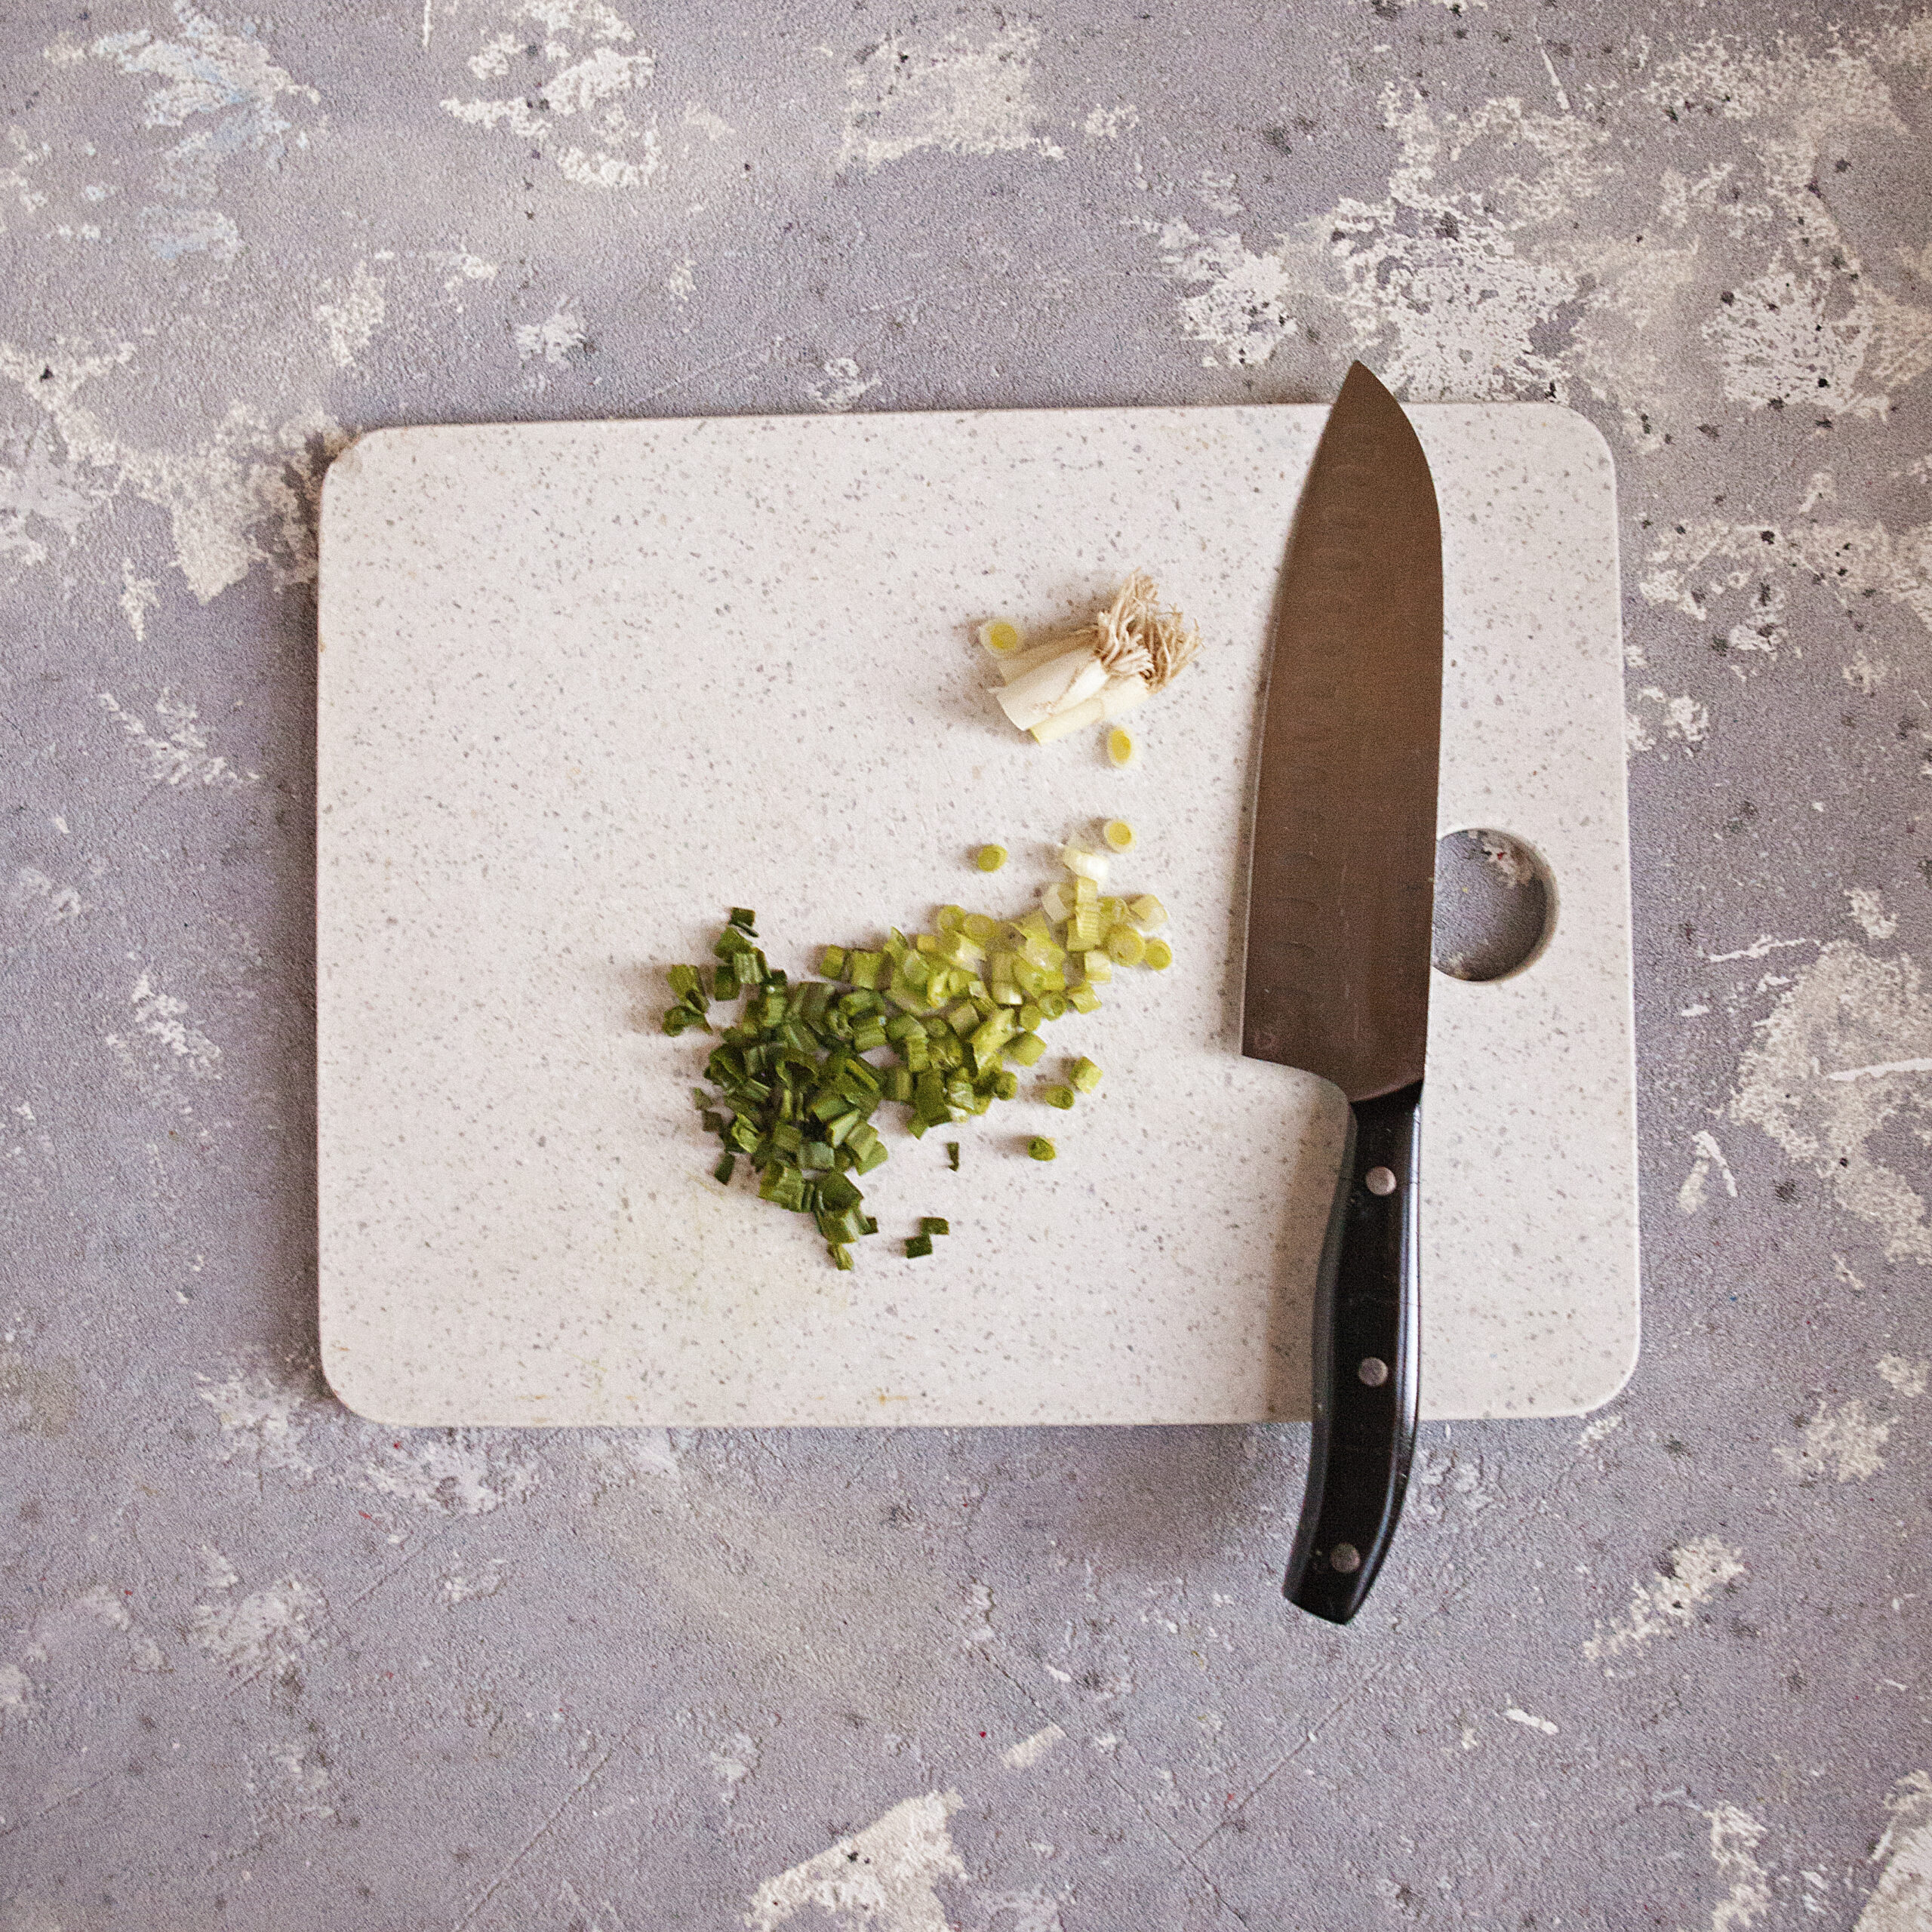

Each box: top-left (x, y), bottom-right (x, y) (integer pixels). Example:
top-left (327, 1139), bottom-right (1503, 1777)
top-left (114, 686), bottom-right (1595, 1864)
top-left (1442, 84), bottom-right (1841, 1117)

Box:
top-left (1365, 1166), bottom-right (1398, 1196)
top-left (1329, 1543), bottom-right (1361, 1574)
top-left (1357, 1357), bottom-right (1389, 1387)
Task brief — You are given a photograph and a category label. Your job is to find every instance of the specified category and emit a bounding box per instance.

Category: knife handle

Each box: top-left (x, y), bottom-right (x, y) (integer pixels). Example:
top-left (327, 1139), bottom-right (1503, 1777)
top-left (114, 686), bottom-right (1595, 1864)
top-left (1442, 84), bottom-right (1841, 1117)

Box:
top-left (1284, 1080), bottom-right (1422, 1625)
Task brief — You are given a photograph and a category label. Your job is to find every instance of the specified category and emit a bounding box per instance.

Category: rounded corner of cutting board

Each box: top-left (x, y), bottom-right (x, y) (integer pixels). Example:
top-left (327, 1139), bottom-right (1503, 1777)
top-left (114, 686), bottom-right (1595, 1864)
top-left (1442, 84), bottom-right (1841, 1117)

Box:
top-left (316, 1340), bottom-right (435, 1429)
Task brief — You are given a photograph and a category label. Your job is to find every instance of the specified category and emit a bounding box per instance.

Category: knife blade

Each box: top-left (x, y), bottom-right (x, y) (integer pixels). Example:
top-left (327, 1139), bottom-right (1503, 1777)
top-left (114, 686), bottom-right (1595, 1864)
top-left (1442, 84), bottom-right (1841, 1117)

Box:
top-left (1243, 361), bottom-right (1443, 1626)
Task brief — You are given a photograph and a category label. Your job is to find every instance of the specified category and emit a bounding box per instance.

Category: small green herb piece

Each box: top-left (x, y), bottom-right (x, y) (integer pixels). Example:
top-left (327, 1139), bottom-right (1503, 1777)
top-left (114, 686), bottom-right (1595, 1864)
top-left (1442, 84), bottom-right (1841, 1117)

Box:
top-left (1069, 1057), bottom-right (1103, 1093)
top-left (919, 1217), bottom-right (950, 1237)
top-left (1043, 1084), bottom-right (1075, 1110)
top-left (975, 844), bottom-right (1008, 873)
top-left (1027, 1136), bottom-right (1057, 1161)
top-left (829, 1241), bottom-right (854, 1270)
top-left (946, 1141), bottom-right (960, 1170)
top-left (713, 1152), bottom-right (736, 1185)
top-left (820, 945), bottom-right (848, 980)
top-left (1143, 937), bottom-right (1173, 971)
top-left (728, 908), bottom-right (757, 931)
top-left (905, 1232), bottom-right (934, 1258)
top-left (1008, 1031), bottom-right (1047, 1067)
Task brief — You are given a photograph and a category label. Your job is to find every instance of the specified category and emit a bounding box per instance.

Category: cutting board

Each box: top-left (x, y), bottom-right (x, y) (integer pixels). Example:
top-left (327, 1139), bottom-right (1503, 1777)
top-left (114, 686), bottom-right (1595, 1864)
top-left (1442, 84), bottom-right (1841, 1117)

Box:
top-left (315, 404), bottom-right (1638, 1429)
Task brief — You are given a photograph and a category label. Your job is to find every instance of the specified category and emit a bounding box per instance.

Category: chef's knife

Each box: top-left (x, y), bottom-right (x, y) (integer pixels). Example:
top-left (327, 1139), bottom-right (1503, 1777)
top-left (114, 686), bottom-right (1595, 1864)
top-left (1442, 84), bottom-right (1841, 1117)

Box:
top-left (1243, 361), bottom-right (1442, 1626)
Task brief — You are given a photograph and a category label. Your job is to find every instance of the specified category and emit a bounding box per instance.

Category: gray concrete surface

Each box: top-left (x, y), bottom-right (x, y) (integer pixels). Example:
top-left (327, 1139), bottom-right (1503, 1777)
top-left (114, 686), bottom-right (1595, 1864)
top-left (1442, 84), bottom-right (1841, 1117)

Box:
top-left (4, 2), bottom-right (1931, 1926)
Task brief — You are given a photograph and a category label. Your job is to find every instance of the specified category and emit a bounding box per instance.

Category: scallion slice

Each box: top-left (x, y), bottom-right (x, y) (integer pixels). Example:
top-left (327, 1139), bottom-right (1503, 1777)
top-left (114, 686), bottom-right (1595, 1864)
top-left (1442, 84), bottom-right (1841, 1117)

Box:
top-left (1143, 937), bottom-right (1174, 971)
top-left (919, 1217), bottom-right (950, 1237)
top-left (1027, 1137), bottom-right (1057, 1161)
top-left (976, 844), bottom-right (1008, 873)
top-left (905, 1233), bottom-right (934, 1259)
top-left (1101, 819), bottom-right (1135, 851)
top-left (1043, 1084), bottom-right (1075, 1110)
top-left (1106, 726), bottom-right (1136, 767)
top-left (1069, 1057), bottom-right (1103, 1093)
top-left (1128, 894), bottom-right (1168, 931)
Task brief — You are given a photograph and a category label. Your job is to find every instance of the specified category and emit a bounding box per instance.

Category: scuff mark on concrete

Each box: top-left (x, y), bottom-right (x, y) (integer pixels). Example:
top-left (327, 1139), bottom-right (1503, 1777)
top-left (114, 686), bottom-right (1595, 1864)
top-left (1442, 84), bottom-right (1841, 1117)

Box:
top-left (1705, 1803), bottom-right (1774, 1932)
top-left (1149, 219), bottom-right (1299, 368)
top-left (0, 429), bottom-right (99, 567)
top-left (0, 1347), bottom-right (80, 1438)
top-left (807, 356), bottom-right (878, 412)
top-left (1001, 1723), bottom-right (1065, 1770)
top-left (0, 342), bottom-right (347, 601)
top-left (99, 689), bottom-right (256, 788)
top-left (190, 1573), bottom-right (325, 1674)
top-left (82, 0), bottom-right (321, 202)
top-left (1848, 889), bottom-right (1900, 941)
top-left (514, 305), bottom-right (589, 368)
top-left (440, 0), bottom-right (658, 189)
top-left (196, 1358), bottom-right (543, 1516)
top-left (1678, 1130), bottom-right (1739, 1214)
top-left (316, 260), bottom-right (388, 370)
top-left (1877, 1356), bottom-right (1929, 1399)
top-left (746, 1789), bottom-right (965, 1932)
top-left (1732, 943), bottom-right (1932, 1267)
top-left (1583, 1536), bottom-right (1746, 1663)
top-left (1857, 1772), bottom-right (1932, 1930)
top-left (838, 22), bottom-right (1062, 174)
top-left (1777, 1398), bottom-right (1891, 1482)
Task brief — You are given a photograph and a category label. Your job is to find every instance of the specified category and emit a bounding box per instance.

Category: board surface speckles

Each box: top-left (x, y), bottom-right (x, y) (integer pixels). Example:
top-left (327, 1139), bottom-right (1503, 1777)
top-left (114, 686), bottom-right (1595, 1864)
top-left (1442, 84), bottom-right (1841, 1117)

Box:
top-left (317, 405), bottom-right (1635, 1426)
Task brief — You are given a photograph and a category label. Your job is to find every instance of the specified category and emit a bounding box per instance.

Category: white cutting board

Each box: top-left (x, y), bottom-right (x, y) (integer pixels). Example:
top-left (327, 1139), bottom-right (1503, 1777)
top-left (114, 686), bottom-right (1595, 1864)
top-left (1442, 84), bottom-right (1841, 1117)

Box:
top-left (315, 405), bottom-right (1638, 1429)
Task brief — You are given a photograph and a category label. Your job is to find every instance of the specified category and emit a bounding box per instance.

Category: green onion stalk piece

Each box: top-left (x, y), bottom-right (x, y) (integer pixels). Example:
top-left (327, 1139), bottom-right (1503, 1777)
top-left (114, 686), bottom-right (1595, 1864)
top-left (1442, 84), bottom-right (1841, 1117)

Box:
top-left (1027, 1137), bottom-right (1057, 1161)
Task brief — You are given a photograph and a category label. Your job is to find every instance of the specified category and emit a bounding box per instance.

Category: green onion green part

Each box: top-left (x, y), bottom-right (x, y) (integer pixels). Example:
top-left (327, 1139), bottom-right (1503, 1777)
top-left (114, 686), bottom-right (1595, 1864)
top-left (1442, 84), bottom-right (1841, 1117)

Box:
top-left (1027, 1137), bottom-right (1057, 1161)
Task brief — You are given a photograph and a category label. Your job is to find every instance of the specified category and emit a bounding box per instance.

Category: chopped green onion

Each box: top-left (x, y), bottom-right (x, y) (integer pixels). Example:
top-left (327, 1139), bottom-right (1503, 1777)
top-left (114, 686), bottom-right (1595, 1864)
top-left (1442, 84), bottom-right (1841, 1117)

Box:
top-left (947, 1141), bottom-right (960, 1170)
top-left (713, 1152), bottom-right (736, 1185)
top-left (1101, 819), bottom-right (1135, 851)
top-left (1008, 1031), bottom-right (1046, 1066)
top-left (820, 945), bottom-right (848, 980)
top-left (1041, 881), bottom-right (1075, 923)
top-left (978, 618), bottom-right (1024, 657)
top-left (1068, 984), bottom-right (1102, 1014)
top-left (1043, 1084), bottom-right (1075, 1109)
top-left (829, 1241), bottom-right (854, 1271)
top-left (993, 1069), bottom-right (1020, 1100)
top-left (848, 950), bottom-right (882, 989)
top-left (728, 908), bottom-right (757, 931)
top-left (1128, 894), bottom-right (1168, 931)
top-left (1082, 949), bottom-right (1112, 983)
top-left (905, 1233), bottom-right (934, 1258)
top-left (976, 844), bottom-right (1008, 873)
top-left (919, 1217), bottom-right (950, 1237)
top-left (1106, 726), bottom-right (1136, 767)
top-left (1106, 927), bottom-right (1146, 967)
top-left (1143, 937), bottom-right (1173, 971)
top-left (1060, 841), bottom-right (1108, 883)
top-left (1069, 1057), bottom-right (1103, 1093)
top-left (1027, 1137), bottom-right (1057, 1161)
top-left (1038, 991), bottom-right (1068, 1021)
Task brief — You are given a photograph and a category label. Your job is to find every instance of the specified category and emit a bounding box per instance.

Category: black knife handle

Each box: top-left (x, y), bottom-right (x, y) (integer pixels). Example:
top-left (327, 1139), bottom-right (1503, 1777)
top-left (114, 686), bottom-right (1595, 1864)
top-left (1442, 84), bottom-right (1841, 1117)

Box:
top-left (1284, 1081), bottom-right (1422, 1624)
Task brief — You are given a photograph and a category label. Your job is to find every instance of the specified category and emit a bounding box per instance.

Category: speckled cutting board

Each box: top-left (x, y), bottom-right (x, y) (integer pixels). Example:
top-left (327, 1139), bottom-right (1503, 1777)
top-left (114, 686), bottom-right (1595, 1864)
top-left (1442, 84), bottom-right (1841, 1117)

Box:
top-left (315, 404), bottom-right (1637, 1430)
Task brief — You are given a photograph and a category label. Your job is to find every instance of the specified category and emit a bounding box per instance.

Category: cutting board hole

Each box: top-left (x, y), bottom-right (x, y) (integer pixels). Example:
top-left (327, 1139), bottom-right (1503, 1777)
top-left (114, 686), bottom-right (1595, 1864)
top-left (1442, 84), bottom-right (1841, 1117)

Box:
top-left (1432, 829), bottom-right (1552, 982)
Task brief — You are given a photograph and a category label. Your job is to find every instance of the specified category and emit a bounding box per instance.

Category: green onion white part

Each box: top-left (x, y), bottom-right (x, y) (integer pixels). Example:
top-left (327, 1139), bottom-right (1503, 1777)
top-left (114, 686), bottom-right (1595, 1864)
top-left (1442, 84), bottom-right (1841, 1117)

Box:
top-left (987, 572), bottom-right (1201, 745)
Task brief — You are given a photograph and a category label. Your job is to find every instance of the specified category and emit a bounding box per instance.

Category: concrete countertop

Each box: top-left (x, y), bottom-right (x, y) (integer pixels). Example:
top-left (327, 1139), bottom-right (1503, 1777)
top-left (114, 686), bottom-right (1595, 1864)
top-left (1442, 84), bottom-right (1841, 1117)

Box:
top-left (2, 2), bottom-right (1928, 1926)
